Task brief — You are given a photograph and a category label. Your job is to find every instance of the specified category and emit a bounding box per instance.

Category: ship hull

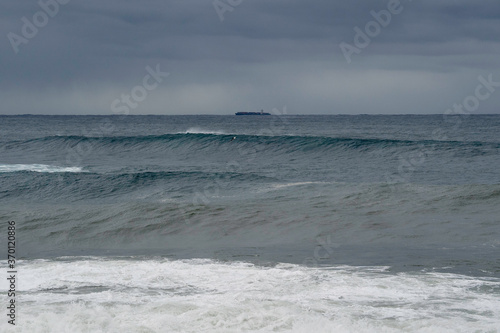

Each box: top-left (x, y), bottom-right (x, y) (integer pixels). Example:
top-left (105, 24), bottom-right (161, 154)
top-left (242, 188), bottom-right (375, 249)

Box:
top-left (235, 112), bottom-right (271, 115)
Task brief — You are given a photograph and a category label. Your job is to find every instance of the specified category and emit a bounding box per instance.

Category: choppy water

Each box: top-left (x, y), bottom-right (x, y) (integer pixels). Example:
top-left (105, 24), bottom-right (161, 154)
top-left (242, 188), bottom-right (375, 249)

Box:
top-left (1, 114), bottom-right (499, 332)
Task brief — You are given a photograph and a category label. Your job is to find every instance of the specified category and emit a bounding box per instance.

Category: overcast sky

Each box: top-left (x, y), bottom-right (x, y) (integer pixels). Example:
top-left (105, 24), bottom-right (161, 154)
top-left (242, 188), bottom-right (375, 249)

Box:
top-left (1, 0), bottom-right (500, 115)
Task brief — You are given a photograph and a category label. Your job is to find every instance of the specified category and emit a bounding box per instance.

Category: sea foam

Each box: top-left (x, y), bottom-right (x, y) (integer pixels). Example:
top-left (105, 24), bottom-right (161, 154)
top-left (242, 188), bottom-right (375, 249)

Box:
top-left (1, 257), bottom-right (498, 333)
top-left (0, 164), bottom-right (83, 173)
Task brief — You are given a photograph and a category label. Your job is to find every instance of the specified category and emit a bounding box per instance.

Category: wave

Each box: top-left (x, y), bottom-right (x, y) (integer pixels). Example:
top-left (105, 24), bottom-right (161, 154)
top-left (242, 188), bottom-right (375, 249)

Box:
top-left (4, 133), bottom-right (500, 156)
top-left (0, 169), bottom-right (274, 202)
top-left (0, 164), bottom-right (83, 173)
top-left (180, 127), bottom-right (227, 135)
top-left (4, 257), bottom-right (498, 333)
top-left (5, 181), bottom-right (500, 242)
top-left (2, 180), bottom-right (499, 278)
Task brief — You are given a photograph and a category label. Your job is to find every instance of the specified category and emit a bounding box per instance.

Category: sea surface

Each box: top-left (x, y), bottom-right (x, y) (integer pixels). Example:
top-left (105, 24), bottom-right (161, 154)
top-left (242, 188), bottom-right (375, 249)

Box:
top-left (1, 114), bottom-right (499, 332)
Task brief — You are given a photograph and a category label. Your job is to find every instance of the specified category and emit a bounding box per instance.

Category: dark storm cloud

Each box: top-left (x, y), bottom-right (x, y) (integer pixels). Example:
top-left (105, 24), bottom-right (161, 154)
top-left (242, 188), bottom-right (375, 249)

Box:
top-left (1, 0), bottom-right (499, 114)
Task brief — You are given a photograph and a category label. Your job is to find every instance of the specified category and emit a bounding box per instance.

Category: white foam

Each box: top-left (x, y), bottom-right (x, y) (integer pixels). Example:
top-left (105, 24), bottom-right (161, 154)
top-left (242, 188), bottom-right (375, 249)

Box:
top-left (181, 127), bottom-right (227, 135)
top-left (0, 164), bottom-right (83, 173)
top-left (1, 258), bottom-right (499, 332)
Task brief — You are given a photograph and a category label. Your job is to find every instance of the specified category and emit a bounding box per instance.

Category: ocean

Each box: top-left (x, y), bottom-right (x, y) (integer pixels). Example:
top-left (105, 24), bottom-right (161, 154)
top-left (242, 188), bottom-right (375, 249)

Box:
top-left (0, 114), bottom-right (499, 332)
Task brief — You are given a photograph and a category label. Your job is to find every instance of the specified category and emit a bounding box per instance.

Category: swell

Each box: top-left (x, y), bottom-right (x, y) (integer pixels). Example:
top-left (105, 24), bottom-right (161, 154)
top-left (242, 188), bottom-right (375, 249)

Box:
top-left (4, 182), bottom-right (500, 265)
top-left (3, 133), bottom-right (500, 156)
top-left (0, 170), bottom-right (274, 202)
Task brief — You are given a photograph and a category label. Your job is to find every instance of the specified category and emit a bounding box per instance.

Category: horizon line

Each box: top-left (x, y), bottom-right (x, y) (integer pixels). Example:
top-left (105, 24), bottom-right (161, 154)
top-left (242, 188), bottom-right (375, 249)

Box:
top-left (1, 113), bottom-right (499, 116)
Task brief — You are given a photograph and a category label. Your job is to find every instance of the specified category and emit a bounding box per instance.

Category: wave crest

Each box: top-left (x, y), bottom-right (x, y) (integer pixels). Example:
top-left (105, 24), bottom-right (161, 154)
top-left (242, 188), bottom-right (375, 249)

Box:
top-left (0, 164), bottom-right (83, 173)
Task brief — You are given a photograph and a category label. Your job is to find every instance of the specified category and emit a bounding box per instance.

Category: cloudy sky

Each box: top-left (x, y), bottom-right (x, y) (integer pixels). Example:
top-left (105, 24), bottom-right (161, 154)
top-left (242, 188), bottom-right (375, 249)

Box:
top-left (1, 0), bottom-right (500, 115)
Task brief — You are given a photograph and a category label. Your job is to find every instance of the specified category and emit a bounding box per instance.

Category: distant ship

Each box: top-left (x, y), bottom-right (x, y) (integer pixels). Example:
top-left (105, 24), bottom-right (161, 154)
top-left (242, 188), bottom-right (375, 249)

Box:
top-left (235, 109), bottom-right (271, 115)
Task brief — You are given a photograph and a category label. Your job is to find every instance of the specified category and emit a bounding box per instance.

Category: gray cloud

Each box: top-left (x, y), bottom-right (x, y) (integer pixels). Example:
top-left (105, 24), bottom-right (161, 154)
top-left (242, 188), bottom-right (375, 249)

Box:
top-left (1, 0), bottom-right (499, 114)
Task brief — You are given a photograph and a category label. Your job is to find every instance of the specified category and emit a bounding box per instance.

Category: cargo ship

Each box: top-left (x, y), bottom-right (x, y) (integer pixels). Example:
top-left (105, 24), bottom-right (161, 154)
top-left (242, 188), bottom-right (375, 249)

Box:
top-left (235, 109), bottom-right (270, 115)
